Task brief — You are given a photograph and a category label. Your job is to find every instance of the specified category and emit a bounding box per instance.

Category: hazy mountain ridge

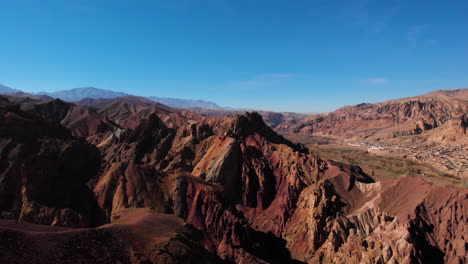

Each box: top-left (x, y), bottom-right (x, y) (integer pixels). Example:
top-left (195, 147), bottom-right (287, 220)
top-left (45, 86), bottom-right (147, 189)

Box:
top-left (147, 96), bottom-right (223, 109)
top-left (0, 85), bottom-right (313, 125)
top-left (0, 83), bottom-right (19, 94)
top-left (37, 87), bottom-right (129, 101)
top-left (0, 85), bottom-right (226, 110)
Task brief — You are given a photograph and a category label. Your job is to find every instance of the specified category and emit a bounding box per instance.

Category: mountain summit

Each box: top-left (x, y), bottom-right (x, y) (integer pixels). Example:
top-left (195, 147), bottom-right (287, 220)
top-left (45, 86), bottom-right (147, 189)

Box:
top-left (37, 87), bottom-right (129, 101)
top-left (35, 86), bottom-right (224, 109)
top-left (0, 85), bottom-right (225, 109)
top-left (0, 83), bottom-right (19, 94)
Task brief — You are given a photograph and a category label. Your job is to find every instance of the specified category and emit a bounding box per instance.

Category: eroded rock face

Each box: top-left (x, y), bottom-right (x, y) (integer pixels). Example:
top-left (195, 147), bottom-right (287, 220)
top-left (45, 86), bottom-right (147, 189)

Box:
top-left (0, 97), bottom-right (102, 227)
top-left (277, 89), bottom-right (468, 143)
top-left (283, 172), bottom-right (468, 264)
top-left (0, 95), bottom-right (466, 264)
top-left (92, 108), bottom-right (467, 263)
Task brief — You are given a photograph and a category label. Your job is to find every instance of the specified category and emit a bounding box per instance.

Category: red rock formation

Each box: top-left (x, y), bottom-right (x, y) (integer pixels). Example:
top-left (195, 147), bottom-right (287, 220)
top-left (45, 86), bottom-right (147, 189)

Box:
top-left (0, 97), bottom-right (103, 227)
top-left (0, 94), bottom-right (466, 264)
top-left (277, 89), bottom-right (468, 144)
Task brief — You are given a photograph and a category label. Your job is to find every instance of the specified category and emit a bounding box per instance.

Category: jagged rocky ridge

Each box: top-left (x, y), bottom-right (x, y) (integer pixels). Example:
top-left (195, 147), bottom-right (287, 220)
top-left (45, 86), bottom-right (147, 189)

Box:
top-left (0, 95), bottom-right (466, 264)
top-left (277, 89), bottom-right (468, 144)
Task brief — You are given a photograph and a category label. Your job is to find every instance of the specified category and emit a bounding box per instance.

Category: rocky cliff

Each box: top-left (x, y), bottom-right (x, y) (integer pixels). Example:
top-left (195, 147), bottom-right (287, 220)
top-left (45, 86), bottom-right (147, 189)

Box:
top-left (278, 89), bottom-right (468, 144)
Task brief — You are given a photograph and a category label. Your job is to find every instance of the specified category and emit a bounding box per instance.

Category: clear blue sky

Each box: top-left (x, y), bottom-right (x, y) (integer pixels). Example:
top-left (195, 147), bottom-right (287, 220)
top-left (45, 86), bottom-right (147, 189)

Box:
top-left (1, 0), bottom-right (467, 112)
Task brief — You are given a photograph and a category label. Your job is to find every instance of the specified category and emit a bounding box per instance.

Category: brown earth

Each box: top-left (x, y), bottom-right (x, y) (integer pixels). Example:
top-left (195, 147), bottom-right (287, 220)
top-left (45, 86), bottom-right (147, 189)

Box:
top-left (0, 208), bottom-right (218, 264)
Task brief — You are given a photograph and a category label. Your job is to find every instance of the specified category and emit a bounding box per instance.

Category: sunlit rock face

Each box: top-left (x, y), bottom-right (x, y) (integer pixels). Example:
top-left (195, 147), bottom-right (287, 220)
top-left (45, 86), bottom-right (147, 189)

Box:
top-left (277, 89), bottom-right (468, 144)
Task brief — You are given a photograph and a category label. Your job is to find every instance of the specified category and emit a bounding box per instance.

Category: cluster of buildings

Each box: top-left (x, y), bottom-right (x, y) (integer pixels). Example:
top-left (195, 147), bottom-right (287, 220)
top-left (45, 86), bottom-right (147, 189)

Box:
top-left (347, 141), bottom-right (467, 178)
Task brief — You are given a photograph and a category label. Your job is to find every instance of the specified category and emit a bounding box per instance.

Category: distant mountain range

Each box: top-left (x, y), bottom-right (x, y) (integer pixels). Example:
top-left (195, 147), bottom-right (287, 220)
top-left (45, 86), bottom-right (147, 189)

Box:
top-left (0, 84), bottom-right (19, 94)
top-left (146, 96), bottom-right (222, 109)
top-left (37, 87), bottom-right (128, 101)
top-left (0, 85), bottom-right (224, 110)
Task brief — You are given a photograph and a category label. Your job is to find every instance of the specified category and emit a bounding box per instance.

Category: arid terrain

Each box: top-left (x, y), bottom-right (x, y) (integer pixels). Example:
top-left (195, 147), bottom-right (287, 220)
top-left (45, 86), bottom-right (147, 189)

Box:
top-left (0, 91), bottom-right (467, 264)
top-left (278, 89), bottom-right (468, 182)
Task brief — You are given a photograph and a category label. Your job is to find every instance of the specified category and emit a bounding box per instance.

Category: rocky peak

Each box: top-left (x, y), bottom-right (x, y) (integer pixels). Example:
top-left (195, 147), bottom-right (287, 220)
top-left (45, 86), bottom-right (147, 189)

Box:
top-left (32, 98), bottom-right (74, 122)
top-left (0, 100), bottom-right (103, 228)
top-left (119, 113), bottom-right (175, 164)
top-left (232, 112), bottom-right (309, 153)
top-left (0, 98), bottom-right (71, 141)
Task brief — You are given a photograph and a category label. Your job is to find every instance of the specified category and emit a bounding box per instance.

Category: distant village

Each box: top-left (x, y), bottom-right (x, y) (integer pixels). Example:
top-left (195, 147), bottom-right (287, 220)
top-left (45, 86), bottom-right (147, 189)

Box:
top-left (347, 141), bottom-right (467, 178)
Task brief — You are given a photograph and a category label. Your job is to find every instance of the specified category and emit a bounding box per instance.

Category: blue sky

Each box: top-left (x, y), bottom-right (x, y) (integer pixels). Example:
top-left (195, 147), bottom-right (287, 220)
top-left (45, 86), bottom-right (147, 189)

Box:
top-left (0, 0), bottom-right (467, 112)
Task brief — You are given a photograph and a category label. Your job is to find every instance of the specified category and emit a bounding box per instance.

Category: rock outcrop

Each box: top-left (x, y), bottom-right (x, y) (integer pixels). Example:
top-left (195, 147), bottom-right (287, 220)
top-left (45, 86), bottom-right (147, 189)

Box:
top-left (278, 89), bottom-right (468, 144)
top-left (0, 97), bottom-right (103, 227)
